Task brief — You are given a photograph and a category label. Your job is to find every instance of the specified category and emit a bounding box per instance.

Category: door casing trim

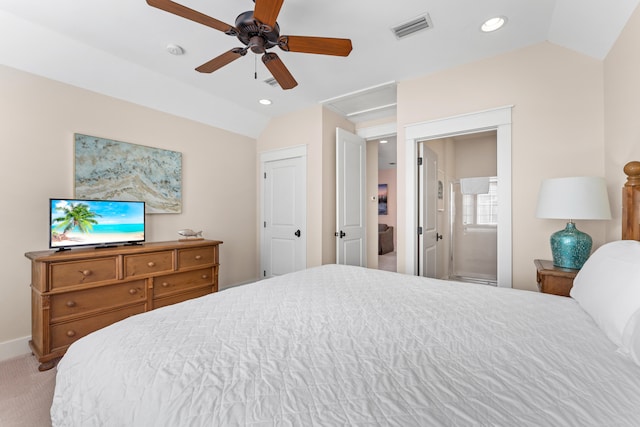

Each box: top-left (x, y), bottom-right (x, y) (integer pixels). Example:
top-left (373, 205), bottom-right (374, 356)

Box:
top-left (405, 106), bottom-right (513, 288)
top-left (259, 145), bottom-right (307, 278)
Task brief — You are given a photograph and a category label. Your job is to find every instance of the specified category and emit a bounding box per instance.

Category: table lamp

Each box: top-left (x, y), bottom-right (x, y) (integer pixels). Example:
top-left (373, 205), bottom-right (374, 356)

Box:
top-left (535, 176), bottom-right (611, 269)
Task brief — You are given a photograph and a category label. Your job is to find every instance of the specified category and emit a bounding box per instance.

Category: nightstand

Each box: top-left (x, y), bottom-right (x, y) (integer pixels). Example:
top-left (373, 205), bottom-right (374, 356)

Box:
top-left (534, 259), bottom-right (579, 297)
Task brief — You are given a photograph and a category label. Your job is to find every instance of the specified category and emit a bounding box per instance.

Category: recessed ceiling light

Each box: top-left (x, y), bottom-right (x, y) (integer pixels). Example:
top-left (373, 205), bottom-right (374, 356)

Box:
top-left (259, 99), bottom-right (272, 105)
top-left (380, 140), bottom-right (388, 144)
top-left (166, 43), bottom-right (184, 55)
top-left (481, 16), bottom-right (507, 32)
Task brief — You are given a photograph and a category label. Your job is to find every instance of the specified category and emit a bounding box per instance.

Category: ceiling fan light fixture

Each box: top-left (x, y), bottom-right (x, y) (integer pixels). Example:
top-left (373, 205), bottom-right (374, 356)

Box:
top-left (166, 43), bottom-right (185, 55)
top-left (481, 16), bottom-right (507, 32)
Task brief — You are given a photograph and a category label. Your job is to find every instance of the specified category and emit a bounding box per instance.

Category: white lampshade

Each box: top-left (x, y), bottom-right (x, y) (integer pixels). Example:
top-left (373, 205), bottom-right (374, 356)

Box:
top-left (536, 176), bottom-right (612, 220)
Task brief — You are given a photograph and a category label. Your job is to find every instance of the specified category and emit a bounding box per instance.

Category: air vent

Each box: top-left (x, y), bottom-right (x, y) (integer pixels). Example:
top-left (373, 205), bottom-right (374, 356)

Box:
top-left (264, 77), bottom-right (279, 87)
top-left (392, 14), bottom-right (433, 39)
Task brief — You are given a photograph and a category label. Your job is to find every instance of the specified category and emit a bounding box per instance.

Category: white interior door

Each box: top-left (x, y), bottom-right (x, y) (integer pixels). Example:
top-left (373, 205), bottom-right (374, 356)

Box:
top-left (262, 151), bottom-right (306, 278)
top-left (336, 128), bottom-right (366, 266)
top-left (418, 143), bottom-right (439, 278)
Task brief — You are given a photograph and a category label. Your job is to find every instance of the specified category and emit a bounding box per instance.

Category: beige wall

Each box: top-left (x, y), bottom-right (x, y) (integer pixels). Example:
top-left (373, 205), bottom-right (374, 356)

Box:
top-left (454, 135), bottom-right (498, 178)
top-left (397, 42), bottom-right (607, 290)
top-left (604, 4), bottom-right (640, 241)
top-left (0, 65), bottom-right (257, 350)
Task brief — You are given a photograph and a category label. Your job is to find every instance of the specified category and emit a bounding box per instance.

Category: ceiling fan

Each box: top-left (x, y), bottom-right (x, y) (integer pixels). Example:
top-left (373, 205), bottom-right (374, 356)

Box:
top-left (146, 0), bottom-right (353, 90)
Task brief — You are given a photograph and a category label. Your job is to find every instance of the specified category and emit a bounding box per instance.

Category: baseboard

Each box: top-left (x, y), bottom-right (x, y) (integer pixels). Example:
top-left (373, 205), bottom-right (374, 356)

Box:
top-left (219, 277), bottom-right (264, 291)
top-left (0, 336), bottom-right (31, 362)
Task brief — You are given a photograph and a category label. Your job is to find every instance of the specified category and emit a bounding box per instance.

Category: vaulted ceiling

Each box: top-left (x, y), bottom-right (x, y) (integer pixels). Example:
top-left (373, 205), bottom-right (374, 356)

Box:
top-left (1, 0), bottom-right (637, 138)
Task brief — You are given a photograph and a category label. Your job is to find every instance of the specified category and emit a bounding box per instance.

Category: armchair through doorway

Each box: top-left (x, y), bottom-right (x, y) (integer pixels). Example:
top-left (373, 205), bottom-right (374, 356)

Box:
top-left (379, 224), bottom-right (394, 255)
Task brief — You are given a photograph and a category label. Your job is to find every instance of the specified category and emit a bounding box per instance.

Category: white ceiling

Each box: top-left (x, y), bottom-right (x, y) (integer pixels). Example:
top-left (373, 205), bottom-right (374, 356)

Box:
top-left (0, 0), bottom-right (637, 138)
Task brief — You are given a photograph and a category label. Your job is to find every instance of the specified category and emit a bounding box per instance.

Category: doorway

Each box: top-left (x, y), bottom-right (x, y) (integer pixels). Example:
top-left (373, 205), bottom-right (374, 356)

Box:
top-left (377, 135), bottom-right (397, 272)
top-left (260, 146), bottom-right (307, 278)
top-left (418, 131), bottom-right (498, 283)
top-left (405, 106), bottom-right (512, 288)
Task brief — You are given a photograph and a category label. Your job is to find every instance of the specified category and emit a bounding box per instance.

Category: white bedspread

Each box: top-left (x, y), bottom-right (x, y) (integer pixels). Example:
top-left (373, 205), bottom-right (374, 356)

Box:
top-left (51, 264), bottom-right (640, 426)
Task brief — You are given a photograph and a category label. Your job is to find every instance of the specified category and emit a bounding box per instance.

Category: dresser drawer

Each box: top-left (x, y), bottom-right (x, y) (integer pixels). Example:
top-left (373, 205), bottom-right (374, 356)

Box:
top-left (153, 287), bottom-right (211, 309)
top-left (50, 304), bottom-right (145, 351)
top-left (124, 251), bottom-right (173, 278)
top-left (49, 257), bottom-right (118, 290)
top-left (50, 280), bottom-right (146, 321)
top-left (178, 246), bottom-right (216, 269)
top-left (153, 268), bottom-right (212, 298)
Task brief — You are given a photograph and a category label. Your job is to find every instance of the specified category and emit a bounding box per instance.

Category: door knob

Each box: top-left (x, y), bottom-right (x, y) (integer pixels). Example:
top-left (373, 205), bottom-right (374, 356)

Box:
top-left (436, 233), bottom-right (443, 241)
top-left (294, 229), bottom-right (301, 237)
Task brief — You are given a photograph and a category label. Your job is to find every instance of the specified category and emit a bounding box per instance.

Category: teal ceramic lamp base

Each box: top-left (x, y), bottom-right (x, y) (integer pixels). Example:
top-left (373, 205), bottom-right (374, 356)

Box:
top-left (550, 222), bottom-right (592, 269)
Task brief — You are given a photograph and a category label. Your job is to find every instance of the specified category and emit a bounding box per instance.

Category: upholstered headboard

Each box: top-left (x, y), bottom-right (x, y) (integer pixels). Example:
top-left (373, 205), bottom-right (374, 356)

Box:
top-left (622, 161), bottom-right (640, 241)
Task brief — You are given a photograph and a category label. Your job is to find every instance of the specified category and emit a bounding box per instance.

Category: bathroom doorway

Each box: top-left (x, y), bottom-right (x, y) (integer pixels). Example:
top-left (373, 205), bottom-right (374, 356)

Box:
top-left (419, 130), bottom-right (497, 283)
top-left (405, 106), bottom-right (512, 288)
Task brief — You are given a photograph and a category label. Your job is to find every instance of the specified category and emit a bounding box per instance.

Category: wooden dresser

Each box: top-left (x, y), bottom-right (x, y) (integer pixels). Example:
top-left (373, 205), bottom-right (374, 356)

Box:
top-left (25, 239), bottom-right (222, 371)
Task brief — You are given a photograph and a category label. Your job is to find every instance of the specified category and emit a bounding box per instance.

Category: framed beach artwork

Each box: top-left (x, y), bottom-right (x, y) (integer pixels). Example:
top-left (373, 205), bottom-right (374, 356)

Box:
top-left (74, 134), bottom-right (182, 214)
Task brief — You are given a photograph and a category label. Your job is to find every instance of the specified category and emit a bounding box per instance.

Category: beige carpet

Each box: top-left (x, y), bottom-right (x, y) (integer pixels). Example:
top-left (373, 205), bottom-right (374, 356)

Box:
top-left (378, 251), bottom-right (397, 272)
top-left (0, 354), bottom-right (55, 427)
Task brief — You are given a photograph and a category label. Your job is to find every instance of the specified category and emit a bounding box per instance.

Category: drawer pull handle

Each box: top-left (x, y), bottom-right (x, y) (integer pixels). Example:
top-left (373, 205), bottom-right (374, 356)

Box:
top-left (161, 282), bottom-right (170, 288)
top-left (66, 330), bottom-right (76, 337)
top-left (66, 300), bottom-right (76, 308)
top-left (129, 288), bottom-right (138, 295)
top-left (201, 274), bottom-right (208, 279)
top-left (81, 270), bottom-right (92, 277)
top-left (195, 255), bottom-right (202, 260)
top-left (147, 262), bottom-right (156, 267)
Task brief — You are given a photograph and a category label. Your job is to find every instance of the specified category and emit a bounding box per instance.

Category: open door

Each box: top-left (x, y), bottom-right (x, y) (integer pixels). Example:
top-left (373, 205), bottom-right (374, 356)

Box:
top-left (336, 128), bottom-right (366, 266)
top-left (418, 143), bottom-right (439, 277)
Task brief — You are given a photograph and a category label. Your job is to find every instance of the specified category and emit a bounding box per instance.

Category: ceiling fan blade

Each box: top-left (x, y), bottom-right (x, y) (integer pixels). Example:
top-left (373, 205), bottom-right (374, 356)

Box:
top-left (147, 0), bottom-right (236, 34)
top-left (262, 53), bottom-right (298, 90)
top-left (279, 35), bottom-right (352, 56)
top-left (196, 48), bottom-right (246, 73)
top-left (253, 0), bottom-right (284, 29)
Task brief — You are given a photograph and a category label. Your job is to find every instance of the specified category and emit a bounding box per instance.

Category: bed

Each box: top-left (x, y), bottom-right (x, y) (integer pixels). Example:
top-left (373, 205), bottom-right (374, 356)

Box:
top-left (51, 163), bottom-right (640, 426)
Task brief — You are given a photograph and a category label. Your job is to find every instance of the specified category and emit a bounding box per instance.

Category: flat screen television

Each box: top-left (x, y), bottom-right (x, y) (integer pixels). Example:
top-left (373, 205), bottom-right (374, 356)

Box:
top-left (50, 198), bottom-right (145, 251)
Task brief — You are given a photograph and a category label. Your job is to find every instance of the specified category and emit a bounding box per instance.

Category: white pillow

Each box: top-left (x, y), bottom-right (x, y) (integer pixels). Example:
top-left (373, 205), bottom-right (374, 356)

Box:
top-left (570, 240), bottom-right (640, 351)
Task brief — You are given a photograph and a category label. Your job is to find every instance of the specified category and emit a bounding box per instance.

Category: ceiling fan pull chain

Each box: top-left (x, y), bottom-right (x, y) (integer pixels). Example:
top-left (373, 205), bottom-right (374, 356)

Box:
top-left (254, 55), bottom-right (257, 80)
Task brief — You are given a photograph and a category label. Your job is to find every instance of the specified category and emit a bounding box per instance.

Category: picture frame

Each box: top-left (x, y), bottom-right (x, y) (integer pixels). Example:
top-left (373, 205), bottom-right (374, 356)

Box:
top-left (74, 134), bottom-right (182, 214)
top-left (378, 183), bottom-right (388, 215)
